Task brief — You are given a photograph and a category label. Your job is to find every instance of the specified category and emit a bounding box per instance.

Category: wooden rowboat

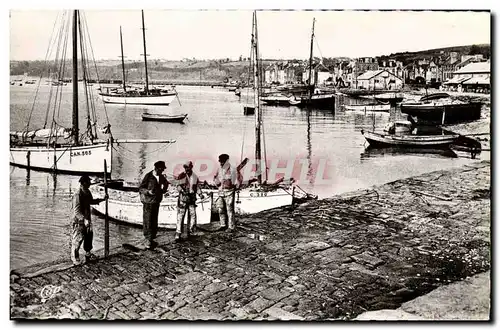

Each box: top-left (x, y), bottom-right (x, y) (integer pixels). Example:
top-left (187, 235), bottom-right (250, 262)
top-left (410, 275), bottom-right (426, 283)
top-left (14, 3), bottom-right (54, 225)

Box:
top-left (141, 113), bottom-right (188, 123)
top-left (361, 129), bottom-right (459, 148)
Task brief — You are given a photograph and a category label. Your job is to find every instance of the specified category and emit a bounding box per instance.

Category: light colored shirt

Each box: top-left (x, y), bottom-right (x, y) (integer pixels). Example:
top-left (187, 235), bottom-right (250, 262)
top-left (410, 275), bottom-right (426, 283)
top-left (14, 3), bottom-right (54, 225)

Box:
top-left (178, 172), bottom-right (199, 194)
top-left (214, 163), bottom-right (239, 190)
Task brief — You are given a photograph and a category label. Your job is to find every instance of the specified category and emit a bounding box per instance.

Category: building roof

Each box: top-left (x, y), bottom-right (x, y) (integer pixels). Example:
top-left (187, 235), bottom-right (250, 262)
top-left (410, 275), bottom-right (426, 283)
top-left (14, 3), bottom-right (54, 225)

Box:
top-left (462, 76), bottom-right (490, 85)
top-left (454, 62), bottom-right (490, 74)
top-left (357, 69), bottom-right (400, 80)
top-left (443, 76), bottom-right (470, 85)
top-left (357, 70), bottom-right (383, 80)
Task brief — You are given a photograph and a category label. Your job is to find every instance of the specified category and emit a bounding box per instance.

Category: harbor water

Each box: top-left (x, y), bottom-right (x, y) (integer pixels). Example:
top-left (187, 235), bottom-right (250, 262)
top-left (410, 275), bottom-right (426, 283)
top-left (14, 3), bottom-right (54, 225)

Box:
top-left (9, 84), bottom-right (487, 269)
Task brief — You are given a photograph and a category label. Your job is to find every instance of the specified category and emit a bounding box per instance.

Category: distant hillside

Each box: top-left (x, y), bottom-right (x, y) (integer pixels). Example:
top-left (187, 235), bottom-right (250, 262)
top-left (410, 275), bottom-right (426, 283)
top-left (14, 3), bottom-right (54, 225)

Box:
top-left (10, 59), bottom-right (286, 83)
top-left (10, 44), bottom-right (491, 82)
top-left (379, 44), bottom-right (490, 65)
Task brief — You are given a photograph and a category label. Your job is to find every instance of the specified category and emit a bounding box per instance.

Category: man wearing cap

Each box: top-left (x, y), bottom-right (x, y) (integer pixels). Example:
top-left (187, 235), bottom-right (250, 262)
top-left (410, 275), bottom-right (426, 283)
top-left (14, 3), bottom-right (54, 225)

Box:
top-left (71, 175), bottom-right (107, 265)
top-left (139, 161), bottom-right (169, 249)
top-left (174, 161), bottom-right (200, 241)
top-left (213, 154), bottom-right (241, 232)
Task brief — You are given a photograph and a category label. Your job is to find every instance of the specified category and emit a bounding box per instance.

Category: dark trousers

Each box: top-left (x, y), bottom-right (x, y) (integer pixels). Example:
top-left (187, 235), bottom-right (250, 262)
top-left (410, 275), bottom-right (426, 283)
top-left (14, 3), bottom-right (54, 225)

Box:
top-left (71, 224), bottom-right (93, 263)
top-left (143, 203), bottom-right (160, 244)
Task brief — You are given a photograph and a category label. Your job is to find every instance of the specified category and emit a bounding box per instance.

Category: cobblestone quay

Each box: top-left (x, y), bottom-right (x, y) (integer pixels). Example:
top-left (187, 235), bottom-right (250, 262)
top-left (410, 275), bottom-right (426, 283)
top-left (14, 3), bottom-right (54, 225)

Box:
top-left (10, 161), bottom-right (490, 320)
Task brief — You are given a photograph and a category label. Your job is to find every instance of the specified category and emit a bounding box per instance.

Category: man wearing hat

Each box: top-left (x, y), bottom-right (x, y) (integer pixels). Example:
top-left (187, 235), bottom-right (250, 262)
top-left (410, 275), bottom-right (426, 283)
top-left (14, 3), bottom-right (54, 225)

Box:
top-left (174, 161), bottom-right (200, 241)
top-left (213, 154), bottom-right (241, 232)
top-left (71, 175), bottom-right (107, 265)
top-left (139, 161), bottom-right (169, 249)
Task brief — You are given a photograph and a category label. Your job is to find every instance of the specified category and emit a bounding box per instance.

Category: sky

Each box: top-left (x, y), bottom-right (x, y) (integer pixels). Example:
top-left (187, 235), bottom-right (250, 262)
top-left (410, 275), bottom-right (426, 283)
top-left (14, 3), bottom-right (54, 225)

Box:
top-left (9, 6), bottom-right (491, 62)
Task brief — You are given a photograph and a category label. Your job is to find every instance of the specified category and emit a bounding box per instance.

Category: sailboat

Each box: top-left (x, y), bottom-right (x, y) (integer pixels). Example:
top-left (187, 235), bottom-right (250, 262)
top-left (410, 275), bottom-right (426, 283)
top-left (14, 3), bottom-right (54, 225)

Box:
top-left (99, 10), bottom-right (177, 106)
top-left (230, 11), bottom-right (314, 214)
top-left (10, 10), bottom-right (113, 175)
top-left (10, 10), bottom-right (176, 176)
top-left (288, 18), bottom-right (336, 109)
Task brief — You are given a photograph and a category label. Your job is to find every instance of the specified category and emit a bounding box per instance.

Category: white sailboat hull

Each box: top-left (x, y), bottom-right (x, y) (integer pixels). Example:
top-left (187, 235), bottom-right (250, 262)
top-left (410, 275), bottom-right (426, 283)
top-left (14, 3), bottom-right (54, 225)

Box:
top-left (344, 104), bottom-right (391, 111)
top-left (100, 93), bottom-right (176, 105)
top-left (235, 188), bottom-right (294, 214)
top-left (89, 183), bottom-right (294, 229)
top-left (9, 143), bottom-right (112, 174)
top-left (90, 184), bottom-right (213, 229)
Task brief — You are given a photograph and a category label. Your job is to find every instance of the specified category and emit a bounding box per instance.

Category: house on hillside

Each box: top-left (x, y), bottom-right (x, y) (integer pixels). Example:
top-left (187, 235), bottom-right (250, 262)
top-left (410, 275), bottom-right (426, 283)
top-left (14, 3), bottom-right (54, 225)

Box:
top-left (403, 58), bottom-right (441, 85)
top-left (316, 65), bottom-right (333, 86)
top-left (355, 57), bottom-right (379, 76)
top-left (264, 61), bottom-right (302, 85)
top-left (441, 52), bottom-right (460, 82)
top-left (378, 59), bottom-right (404, 79)
top-left (455, 54), bottom-right (485, 71)
top-left (443, 61), bottom-right (490, 93)
top-left (355, 69), bottom-right (403, 90)
top-left (332, 60), bottom-right (350, 87)
top-left (403, 59), bottom-right (428, 84)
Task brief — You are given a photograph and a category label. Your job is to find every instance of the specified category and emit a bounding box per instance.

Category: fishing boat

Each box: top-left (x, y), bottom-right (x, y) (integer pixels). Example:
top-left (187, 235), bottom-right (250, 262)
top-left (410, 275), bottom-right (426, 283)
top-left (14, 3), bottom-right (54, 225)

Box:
top-left (141, 113), bottom-right (188, 123)
top-left (361, 129), bottom-right (459, 148)
top-left (344, 103), bottom-right (391, 112)
top-left (99, 12), bottom-right (177, 106)
top-left (400, 92), bottom-right (482, 125)
top-left (229, 11), bottom-right (314, 212)
top-left (90, 180), bottom-right (213, 228)
top-left (373, 92), bottom-right (404, 103)
top-left (10, 11), bottom-right (113, 175)
top-left (260, 93), bottom-right (294, 106)
top-left (90, 11), bottom-right (314, 227)
top-left (286, 19), bottom-right (336, 109)
top-left (338, 88), bottom-right (397, 97)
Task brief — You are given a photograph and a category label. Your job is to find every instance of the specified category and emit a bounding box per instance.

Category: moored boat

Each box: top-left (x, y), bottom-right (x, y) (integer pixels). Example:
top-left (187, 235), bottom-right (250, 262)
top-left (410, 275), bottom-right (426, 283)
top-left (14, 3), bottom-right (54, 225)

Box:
top-left (383, 120), bottom-right (413, 134)
top-left (361, 129), bottom-right (459, 148)
top-left (288, 93), bottom-right (336, 109)
top-left (344, 103), bottom-right (390, 112)
top-left (141, 113), bottom-right (188, 123)
top-left (99, 12), bottom-right (177, 106)
top-left (338, 88), bottom-right (398, 97)
top-left (10, 10), bottom-right (113, 175)
top-left (100, 89), bottom-right (177, 105)
top-left (260, 93), bottom-right (294, 106)
top-left (400, 93), bottom-right (482, 125)
top-left (90, 180), bottom-right (213, 229)
top-left (374, 92), bottom-right (404, 103)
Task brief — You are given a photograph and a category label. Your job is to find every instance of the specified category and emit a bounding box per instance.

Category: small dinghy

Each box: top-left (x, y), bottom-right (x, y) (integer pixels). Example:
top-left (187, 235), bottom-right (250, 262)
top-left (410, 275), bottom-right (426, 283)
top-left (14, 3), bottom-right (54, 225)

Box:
top-left (141, 113), bottom-right (188, 123)
top-left (361, 129), bottom-right (459, 148)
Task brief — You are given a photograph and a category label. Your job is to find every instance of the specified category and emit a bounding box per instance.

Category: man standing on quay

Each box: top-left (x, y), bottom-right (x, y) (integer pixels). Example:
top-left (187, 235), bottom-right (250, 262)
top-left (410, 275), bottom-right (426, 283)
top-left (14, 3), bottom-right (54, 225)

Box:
top-left (213, 154), bottom-right (241, 232)
top-left (174, 161), bottom-right (200, 241)
top-left (71, 175), bottom-right (106, 265)
top-left (139, 161), bottom-right (169, 250)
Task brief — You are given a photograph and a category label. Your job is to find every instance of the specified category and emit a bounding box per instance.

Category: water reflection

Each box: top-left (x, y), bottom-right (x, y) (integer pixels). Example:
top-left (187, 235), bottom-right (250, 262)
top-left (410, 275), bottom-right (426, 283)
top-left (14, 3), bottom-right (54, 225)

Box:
top-left (306, 109), bottom-right (313, 182)
top-left (11, 85), bottom-right (482, 269)
top-left (360, 145), bottom-right (458, 161)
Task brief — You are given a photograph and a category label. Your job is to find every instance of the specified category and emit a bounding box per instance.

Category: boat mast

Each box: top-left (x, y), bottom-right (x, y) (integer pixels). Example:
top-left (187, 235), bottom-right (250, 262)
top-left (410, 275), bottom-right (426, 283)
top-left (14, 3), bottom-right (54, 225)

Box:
top-left (120, 26), bottom-right (127, 91)
top-left (252, 11), bottom-right (262, 184)
top-left (141, 10), bottom-right (149, 94)
top-left (72, 10), bottom-right (79, 146)
top-left (308, 18), bottom-right (315, 100)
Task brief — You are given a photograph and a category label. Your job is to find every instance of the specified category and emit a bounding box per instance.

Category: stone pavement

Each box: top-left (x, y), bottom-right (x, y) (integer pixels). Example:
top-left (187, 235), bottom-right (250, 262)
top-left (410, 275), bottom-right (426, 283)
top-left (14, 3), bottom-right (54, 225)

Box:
top-left (10, 161), bottom-right (490, 320)
top-left (355, 270), bottom-right (490, 320)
